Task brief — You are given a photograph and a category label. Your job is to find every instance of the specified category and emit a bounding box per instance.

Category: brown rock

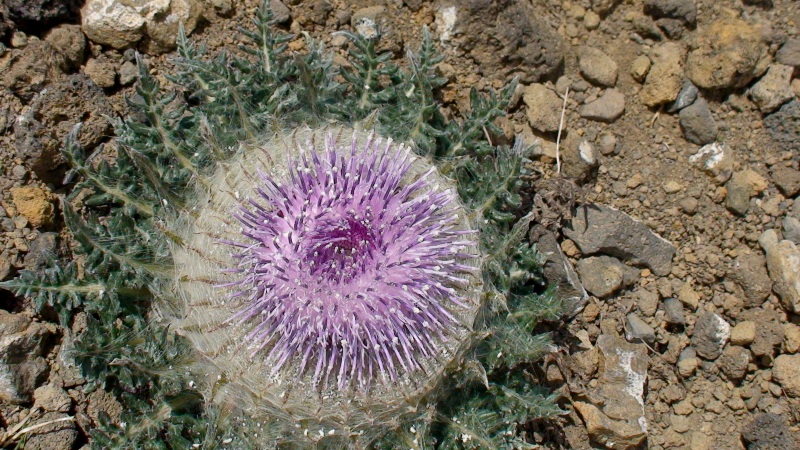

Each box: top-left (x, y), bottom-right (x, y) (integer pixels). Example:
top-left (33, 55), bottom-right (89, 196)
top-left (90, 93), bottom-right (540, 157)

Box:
top-left (10, 186), bottom-right (53, 228)
top-left (14, 73), bottom-right (114, 184)
top-left (685, 17), bottom-right (770, 89)
top-left (773, 354), bottom-right (800, 397)
top-left (760, 230), bottom-right (800, 313)
top-left (727, 252), bottom-right (772, 307)
top-left (640, 42), bottom-right (685, 107)
top-left (84, 56), bottom-right (116, 88)
top-left (0, 40), bottom-right (66, 102)
top-left (574, 402), bottom-right (647, 449)
top-left (523, 83), bottom-right (563, 132)
top-left (44, 24), bottom-right (86, 68)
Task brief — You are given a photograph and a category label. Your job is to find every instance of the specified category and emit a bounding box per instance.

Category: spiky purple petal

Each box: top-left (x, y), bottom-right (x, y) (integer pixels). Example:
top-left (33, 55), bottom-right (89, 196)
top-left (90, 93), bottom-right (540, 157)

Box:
top-left (227, 132), bottom-right (476, 389)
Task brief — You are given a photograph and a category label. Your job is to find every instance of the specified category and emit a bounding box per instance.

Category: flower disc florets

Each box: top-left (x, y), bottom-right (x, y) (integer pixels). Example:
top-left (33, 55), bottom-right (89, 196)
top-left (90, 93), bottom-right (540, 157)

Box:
top-left (167, 127), bottom-right (483, 440)
top-left (227, 131), bottom-right (477, 389)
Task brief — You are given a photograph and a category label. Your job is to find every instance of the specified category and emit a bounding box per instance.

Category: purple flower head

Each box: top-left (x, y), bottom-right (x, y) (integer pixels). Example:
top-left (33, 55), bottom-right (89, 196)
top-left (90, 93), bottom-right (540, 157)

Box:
top-left (225, 131), bottom-right (478, 390)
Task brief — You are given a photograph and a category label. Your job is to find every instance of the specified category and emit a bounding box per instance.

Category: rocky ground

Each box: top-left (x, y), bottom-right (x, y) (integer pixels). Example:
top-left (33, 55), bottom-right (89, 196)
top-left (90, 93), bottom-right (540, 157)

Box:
top-left (0, 0), bottom-right (799, 449)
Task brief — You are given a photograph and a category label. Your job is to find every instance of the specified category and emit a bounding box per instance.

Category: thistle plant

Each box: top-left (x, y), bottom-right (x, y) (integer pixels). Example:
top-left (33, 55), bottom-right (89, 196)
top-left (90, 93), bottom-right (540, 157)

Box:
top-left (1, 2), bottom-right (563, 448)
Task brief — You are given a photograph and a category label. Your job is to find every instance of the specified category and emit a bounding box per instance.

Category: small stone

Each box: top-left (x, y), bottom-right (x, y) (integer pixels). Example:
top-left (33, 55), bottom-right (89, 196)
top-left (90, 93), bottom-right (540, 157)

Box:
top-left (717, 345), bottom-right (751, 381)
top-left (677, 357), bottom-right (698, 377)
top-left (576, 255), bottom-right (625, 298)
top-left (730, 321), bottom-right (756, 346)
top-left (643, 0), bottom-right (696, 25)
top-left (626, 313), bottom-right (656, 344)
top-left (33, 385), bottom-right (72, 413)
top-left (10, 31), bottom-right (28, 47)
top-left (580, 88), bottom-right (625, 122)
top-left (689, 142), bottom-right (735, 184)
top-left (776, 39), bottom-right (800, 68)
top-left (270, 0), bottom-right (290, 23)
top-left (725, 170), bottom-right (766, 216)
top-left (773, 354), bottom-right (800, 397)
top-left (640, 42), bottom-right (685, 107)
top-left (211, 0), bottom-right (233, 15)
top-left (630, 55), bottom-right (651, 83)
top-left (764, 100), bottom-right (800, 152)
top-left (627, 173), bottom-right (644, 189)
top-left (668, 80), bottom-right (699, 113)
top-left (662, 181), bottom-right (682, 194)
top-left (560, 136), bottom-right (599, 180)
top-left (679, 98), bottom-right (718, 145)
top-left (584, 10), bottom-right (601, 30)
top-left (636, 289), bottom-right (659, 317)
top-left (523, 84), bottom-right (563, 133)
top-left (691, 312), bottom-right (730, 360)
top-left (760, 233), bottom-right (800, 313)
top-left (679, 197), bottom-right (698, 214)
top-left (749, 64), bottom-right (795, 113)
top-left (784, 217), bottom-right (800, 245)
top-left (597, 132), bottom-right (617, 155)
top-left (727, 252), bottom-right (772, 307)
top-left (118, 60), bottom-right (137, 86)
top-left (784, 323), bottom-right (800, 354)
top-left (10, 186), bottom-right (53, 228)
top-left (84, 57), bottom-right (116, 89)
top-left (45, 24), bottom-right (86, 68)
top-left (677, 280), bottom-right (700, 308)
top-left (663, 297), bottom-right (685, 325)
top-left (579, 46), bottom-right (618, 87)
top-left (771, 166), bottom-right (800, 197)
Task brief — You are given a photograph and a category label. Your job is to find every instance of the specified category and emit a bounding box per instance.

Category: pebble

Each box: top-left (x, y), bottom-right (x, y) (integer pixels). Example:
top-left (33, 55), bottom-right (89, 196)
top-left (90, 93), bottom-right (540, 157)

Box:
top-left (679, 98), bottom-right (718, 145)
top-left (597, 132), bottom-right (618, 155)
top-left (771, 166), bottom-right (800, 197)
top-left (667, 80), bottom-right (699, 113)
top-left (579, 88), bottom-right (625, 122)
top-left (84, 57), bottom-right (117, 89)
top-left (691, 312), bottom-right (730, 360)
top-left (626, 313), bottom-right (656, 344)
top-left (679, 197), bottom-right (698, 214)
top-left (579, 46), bottom-right (618, 87)
top-left (576, 255), bottom-right (625, 298)
top-left (10, 31), bottom-right (28, 48)
top-left (784, 323), bottom-right (800, 354)
top-left (749, 64), bottom-right (795, 113)
top-left (759, 229), bottom-right (800, 313)
top-left (636, 288), bottom-right (659, 317)
top-left (630, 55), bottom-right (651, 83)
top-left (663, 297), bottom-right (685, 325)
top-left (640, 42), bottom-right (685, 107)
top-left (784, 217), bottom-right (800, 245)
top-left (523, 84), bottom-right (563, 132)
top-left (677, 280), bottom-right (700, 308)
top-left (775, 38), bottom-right (800, 68)
top-left (118, 60), bottom-right (137, 86)
top-left (677, 357), bottom-right (698, 377)
top-left (662, 181), bottom-right (682, 194)
top-left (718, 345), bottom-right (751, 381)
top-left (584, 10), bottom-right (601, 30)
top-left (773, 354), bottom-right (800, 397)
top-left (730, 321), bottom-right (756, 346)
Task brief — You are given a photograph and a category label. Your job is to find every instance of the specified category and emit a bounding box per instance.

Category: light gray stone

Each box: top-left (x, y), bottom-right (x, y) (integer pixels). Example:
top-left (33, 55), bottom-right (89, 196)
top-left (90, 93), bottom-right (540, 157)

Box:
top-left (580, 88), bottom-right (625, 122)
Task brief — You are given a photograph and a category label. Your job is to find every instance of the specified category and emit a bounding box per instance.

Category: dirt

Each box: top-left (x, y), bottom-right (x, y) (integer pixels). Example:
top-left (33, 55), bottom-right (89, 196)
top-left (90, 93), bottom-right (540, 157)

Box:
top-left (0, 0), bottom-right (799, 449)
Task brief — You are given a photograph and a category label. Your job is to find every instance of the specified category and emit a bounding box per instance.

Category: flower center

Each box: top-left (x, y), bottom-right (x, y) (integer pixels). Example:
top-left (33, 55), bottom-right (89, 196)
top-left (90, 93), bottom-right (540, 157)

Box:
top-left (305, 212), bottom-right (376, 283)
